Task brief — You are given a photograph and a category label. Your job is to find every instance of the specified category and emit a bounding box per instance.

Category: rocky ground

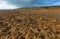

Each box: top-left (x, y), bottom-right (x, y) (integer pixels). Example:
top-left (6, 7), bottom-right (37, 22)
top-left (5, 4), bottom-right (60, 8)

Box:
top-left (0, 7), bottom-right (60, 39)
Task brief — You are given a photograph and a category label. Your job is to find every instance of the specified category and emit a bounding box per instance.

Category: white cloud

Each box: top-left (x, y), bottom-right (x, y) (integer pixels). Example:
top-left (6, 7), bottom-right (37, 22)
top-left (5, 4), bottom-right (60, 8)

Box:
top-left (0, 1), bottom-right (18, 9)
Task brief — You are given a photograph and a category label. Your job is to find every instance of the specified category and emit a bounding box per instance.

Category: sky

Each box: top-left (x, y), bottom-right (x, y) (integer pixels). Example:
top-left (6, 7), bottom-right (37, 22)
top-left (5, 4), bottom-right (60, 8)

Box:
top-left (0, 0), bottom-right (60, 9)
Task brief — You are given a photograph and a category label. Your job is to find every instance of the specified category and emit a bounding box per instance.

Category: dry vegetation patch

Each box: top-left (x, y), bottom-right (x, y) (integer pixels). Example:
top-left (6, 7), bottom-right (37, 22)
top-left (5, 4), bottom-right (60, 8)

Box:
top-left (0, 12), bottom-right (60, 39)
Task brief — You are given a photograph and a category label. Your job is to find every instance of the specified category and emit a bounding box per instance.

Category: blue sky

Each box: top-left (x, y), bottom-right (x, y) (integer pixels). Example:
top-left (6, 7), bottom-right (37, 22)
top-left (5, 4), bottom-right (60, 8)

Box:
top-left (0, 0), bottom-right (60, 9)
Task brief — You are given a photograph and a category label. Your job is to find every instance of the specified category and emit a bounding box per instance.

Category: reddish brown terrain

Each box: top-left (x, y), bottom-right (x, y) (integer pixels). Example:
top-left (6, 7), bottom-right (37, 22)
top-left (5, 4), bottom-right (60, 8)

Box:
top-left (0, 6), bottom-right (60, 39)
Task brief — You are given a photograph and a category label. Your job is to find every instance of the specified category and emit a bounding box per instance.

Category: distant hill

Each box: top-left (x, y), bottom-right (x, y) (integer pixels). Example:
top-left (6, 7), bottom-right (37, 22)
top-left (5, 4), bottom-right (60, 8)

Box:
top-left (0, 6), bottom-right (60, 19)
